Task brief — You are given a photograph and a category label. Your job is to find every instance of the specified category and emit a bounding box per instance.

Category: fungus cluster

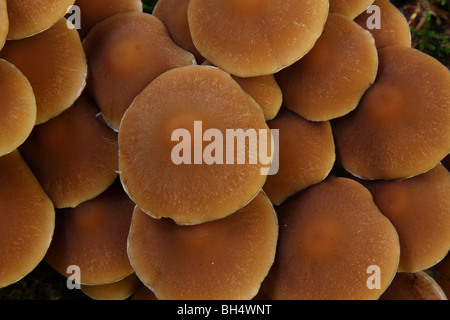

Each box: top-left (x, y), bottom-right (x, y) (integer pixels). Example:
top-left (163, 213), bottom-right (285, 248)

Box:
top-left (0, 0), bottom-right (448, 301)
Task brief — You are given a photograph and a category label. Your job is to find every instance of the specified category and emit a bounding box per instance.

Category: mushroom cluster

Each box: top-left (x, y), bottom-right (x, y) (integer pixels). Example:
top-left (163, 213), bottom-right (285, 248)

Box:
top-left (0, 0), bottom-right (449, 301)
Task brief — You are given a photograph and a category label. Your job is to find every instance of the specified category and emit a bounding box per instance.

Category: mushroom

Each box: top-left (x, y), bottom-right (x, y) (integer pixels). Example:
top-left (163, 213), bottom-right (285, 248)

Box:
top-left (263, 177), bottom-right (400, 300)
top-left (329, 0), bottom-right (375, 19)
top-left (82, 11), bottom-right (195, 131)
top-left (188, 0), bottom-right (329, 77)
top-left (380, 271), bottom-right (447, 300)
top-left (71, 0), bottom-right (143, 39)
top-left (361, 164), bottom-right (450, 273)
top-left (263, 108), bottom-right (335, 205)
top-left (0, 18), bottom-right (87, 125)
top-left (127, 191), bottom-right (278, 300)
top-left (332, 45), bottom-right (450, 180)
top-left (354, 0), bottom-right (412, 49)
top-left (19, 94), bottom-right (119, 209)
top-left (5, 0), bottom-right (76, 40)
top-left (0, 0), bottom-right (7, 50)
top-left (0, 58), bottom-right (36, 157)
top-left (275, 13), bottom-right (379, 122)
top-left (119, 65), bottom-right (272, 225)
top-left (81, 273), bottom-right (140, 300)
top-left (45, 180), bottom-right (135, 286)
top-left (0, 150), bottom-right (55, 288)
top-left (153, 0), bottom-right (204, 63)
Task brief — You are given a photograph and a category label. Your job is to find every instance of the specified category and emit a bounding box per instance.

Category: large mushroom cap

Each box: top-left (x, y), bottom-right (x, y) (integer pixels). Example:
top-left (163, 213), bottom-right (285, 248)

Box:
top-left (119, 65), bottom-right (271, 225)
top-left (329, 0), bottom-right (375, 19)
top-left (188, 0), bottom-right (329, 77)
top-left (276, 13), bottom-right (378, 122)
top-left (263, 177), bottom-right (400, 300)
top-left (263, 108), bottom-right (335, 205)
top-left (354, 0), bottom-right (412, 49)
top-left (127, 191), bottom-right (278, 300)
top-left (0, 58), bottom-right (36, 157)
top-left (19, 94), bottom-right (119, 209)
top-left (362, 164), bottom-right (450, 273)
top-left (83, 11), bottom-right (195, 131)
top-left (0, 0), bottom-right (7, 50)
top-left (5, 0), bottom-right (76, 40)
top-left (0, 151), bottom-right (55, 288)
top-left (332, 45), bottom-right (450, 180)
top-left (0, 18), bottom-right (87, 125)
top-left (45, 181), bottom-right (135, 285)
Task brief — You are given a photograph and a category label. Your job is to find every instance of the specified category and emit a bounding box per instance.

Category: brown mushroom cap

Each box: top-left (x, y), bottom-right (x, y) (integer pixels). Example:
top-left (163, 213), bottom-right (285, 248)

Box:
top-left (45, 181), bottom-right (135, 285)
top-left (153, 0), bottom-right (204, 63)
top-left (354, 0), bottom-right (411, 49)
top-left (0, 59), bottom-right (36, 157)
top-left (72, 0), bottom-right (142, 39)
top-left (276, 13), bottom-right (379, 122)
top-left (362, 164), bottom-right (450, 273)
top-left (263, 177), bottom-right (400, 300)
top-left (380, 271), bottom-right (447, 300)
top-left (127, 191), bottom-right (278, 300)
top-left (332, 45), bottom-right (450, 180)
top-left (83, 12), bottom-right (195, 131)
top-left (0, 150), bottom-right (55, 288)
top-left (263, 108), bottom-right (335, 205)
top-left (19, 94), bottom-right (119, 209)
top-left (329, 0), bottom-right (375, 19)
top-left (0, 18), bottom-right (87, 125)
top-left (119, 65), bottom-right (271, 225)
top-left (5, 0), bottom-right (76, 40)
top-left (81, 273), bottom-right (140, 300)
top-left (188, 0), bottom-right (329, 77)
top-left (0, 0), bottom-right (7, 49)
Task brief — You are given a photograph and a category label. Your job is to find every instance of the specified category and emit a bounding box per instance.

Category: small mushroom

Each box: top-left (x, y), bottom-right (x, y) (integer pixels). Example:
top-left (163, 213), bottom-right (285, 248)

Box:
top-left (127, 191), bottom-right (278, 300)
top-left (362, 164), bottom-right (450, 273)
top-left (263, 177), bottom-right (400, 300)
top-left (153, 0), bottom-right (204, 63)
top-left (119, 65), bottom-right (271, 225)
top-left (380, 271), bottom-right (447, 300)
top-left (81, 273), bottom-right (140, 300)
top-left (354, 0), bottom-right (411, 49)
top-left (332, 45), bottom-right (450, 180)
top-left (83, 11), bottom-right (195, 131)
top-left (45, 180), bottom-right (135, 286)
top-left (0, 18), bottom-right (87, 124)
top-left (5, 0), bottom-right (76, 40)
top-left (263, 108), bottom-right (335, 205)
top-left (188, 0), bottom-right (329, 77)
top-left (329, 0), bottom-right (375, 19)
top-left (19, 94), bottom-right (119, 209)
top-left (275, 13), bottom-right (379, 122)
top-left (0, 150), bottom-right (55, 288)
top-left (0, 0), bottom-right (7, 50)
top-left (0, 58), bottom-right (36, 157)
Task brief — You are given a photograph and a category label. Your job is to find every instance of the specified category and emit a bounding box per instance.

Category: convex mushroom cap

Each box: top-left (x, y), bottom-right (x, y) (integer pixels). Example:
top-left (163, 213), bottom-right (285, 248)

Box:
top-left (45, 181), bottom-right (135, 285)
top-left (263, 177), bottom-right (400, 300)
top-left (0, 59), bottom-right (36, 157)
top-left (263, 108), bottom-right (335, 205)
top-left (81, 273), bottom-right (140, 300)
top-left (20, 95), bottom-right (119, 209)
top-left (0, 150), bottom-right (55, 288)
top-left (119, 65), bottom-right (272, 225)
top-left (5, 0), bottom-right (76, 39)
top-left (0, 18), bottom-right (87, 124)
top-left (276, 13), bottom-right (378, 122)
top-left (361, 164), bottom-right (450, 273)
top-left (329, 0), bottom-right (375, 19)
top-left (188, 0), bottom-right (329, 77)
top-left (127, 191), bottom-right (278, 300)
top-left (83, 12), bottom-right (195, 131)
top-left (332, 45), bottom-right (450, 180)
top-left (0, 0), bottom-right (7, 50)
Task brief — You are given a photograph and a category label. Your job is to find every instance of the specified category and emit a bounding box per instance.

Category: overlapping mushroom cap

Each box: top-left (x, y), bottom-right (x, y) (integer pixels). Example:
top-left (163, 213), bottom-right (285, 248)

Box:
top-left (188, 0), bottom-right (329, 77)
top-left (0, 0), bottom-right (7, 50)
top-left (0, 18), bottom-right (87, 124)
top-left (333, 45), bottom-right (450, 180)
top-left (127, 191), bottom-right (278, 300)
top-left (0, 151), bottom-right (55, 288)
top-left (119, 65), bottom-right (272, 225)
